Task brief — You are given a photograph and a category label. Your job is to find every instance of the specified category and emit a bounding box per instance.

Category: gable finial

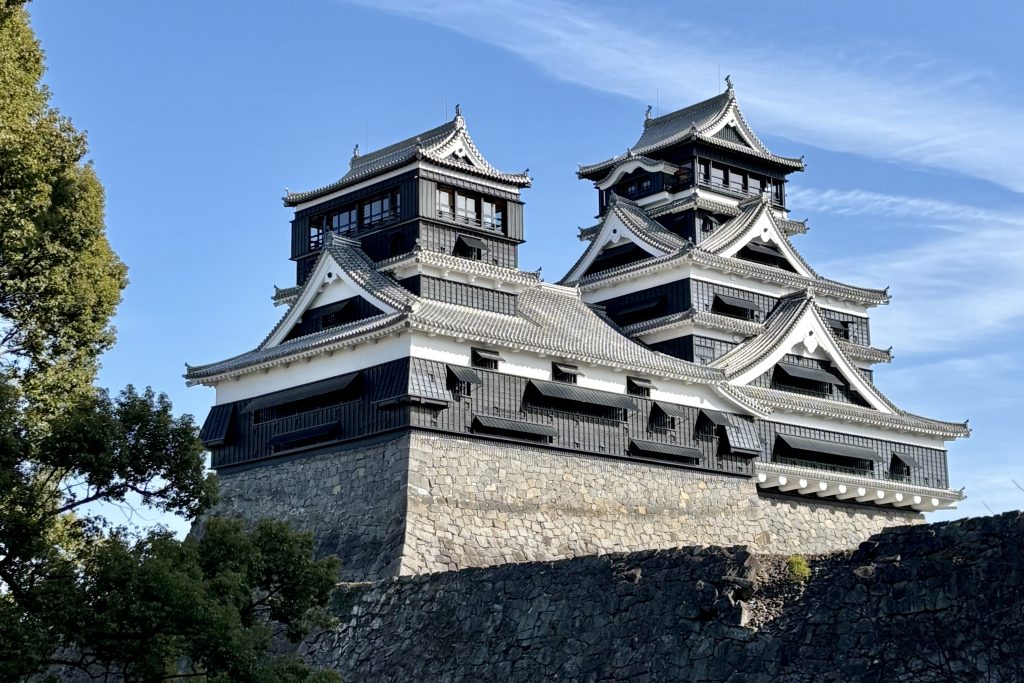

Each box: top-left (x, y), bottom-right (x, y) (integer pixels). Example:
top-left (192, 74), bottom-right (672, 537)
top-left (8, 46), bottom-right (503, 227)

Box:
top-left (352, 143), bottom-right (360, 159)
top-left (455, 103), bottom-right (462, 117)
top-left (725, 74), bottom-right (734, 91)
top-left (645, 105), bottom-right (653, 121)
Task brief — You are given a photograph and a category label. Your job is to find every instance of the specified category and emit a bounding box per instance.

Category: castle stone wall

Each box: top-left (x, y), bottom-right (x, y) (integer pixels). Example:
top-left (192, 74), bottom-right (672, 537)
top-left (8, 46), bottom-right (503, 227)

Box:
top-left (212, 434), bottom-right (410, 582)
top-left (402, 433), bottom-right (920, 574)
top-left (308, 512), bottom-right (1024, 682)
top-left (211, 431), bottom-right (920, 581)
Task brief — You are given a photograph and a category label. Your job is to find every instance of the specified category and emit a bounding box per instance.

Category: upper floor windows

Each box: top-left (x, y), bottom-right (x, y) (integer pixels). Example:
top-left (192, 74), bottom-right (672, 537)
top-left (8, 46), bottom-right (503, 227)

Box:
top-left (307, 191), bottom-right (399, 249)
top-left (438, 186), bottom-right (506, 233)
top-left (552, 362), bottom-right (581, 384)
top-left (697, 160), bottom-right (784, 205)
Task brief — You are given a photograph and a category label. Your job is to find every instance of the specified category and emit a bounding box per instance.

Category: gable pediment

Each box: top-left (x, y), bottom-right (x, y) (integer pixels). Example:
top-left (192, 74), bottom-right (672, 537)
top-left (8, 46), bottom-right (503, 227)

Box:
top-left (711, 296), bottom-right (896, 414)
top-left (701, 198), bottom-right (816, 278)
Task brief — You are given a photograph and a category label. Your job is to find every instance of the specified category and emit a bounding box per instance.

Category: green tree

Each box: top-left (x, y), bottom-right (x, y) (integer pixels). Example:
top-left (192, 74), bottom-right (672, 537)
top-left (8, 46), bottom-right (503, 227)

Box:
top-left (0, 3), bottom-right (341, 680)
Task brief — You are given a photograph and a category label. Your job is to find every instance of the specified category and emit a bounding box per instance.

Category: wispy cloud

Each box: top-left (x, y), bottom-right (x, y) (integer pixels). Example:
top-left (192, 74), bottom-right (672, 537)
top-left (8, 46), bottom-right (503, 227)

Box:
top-left (793, 187), bottom-right (1024, 353)
top-left (341, 0), bottom-right (1024, 193)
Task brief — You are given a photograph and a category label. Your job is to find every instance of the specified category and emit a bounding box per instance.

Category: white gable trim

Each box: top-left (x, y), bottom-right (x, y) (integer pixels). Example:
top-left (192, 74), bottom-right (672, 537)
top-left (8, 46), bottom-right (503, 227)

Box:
top-left (726, 304), bottom-right (894, 413)
top-left (701, 101), bottom-right (771, 155)
top-left (263, 252), bottom-right (399, 349)
top-left (595, 159), bottom-right (679, 190)
top-left (715, 209), bottom-right (815, 278)
top-left (562, 211), bottom-right (670, 283)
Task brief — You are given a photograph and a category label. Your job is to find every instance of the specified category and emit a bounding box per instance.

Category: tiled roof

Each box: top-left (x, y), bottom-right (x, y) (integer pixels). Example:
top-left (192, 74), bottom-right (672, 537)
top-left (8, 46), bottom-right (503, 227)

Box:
top-left (579, 86), bottom-right (804, 178)
top-left (709, 293), bottom-right (811, 378)
top-left (590, 155), bottom-right (680, 187)
top-left (284, 112), bottom-right (530, 206)
top-left (376, 248), bottom-right (542, 286)
top-left (406, 284), bottom-right (723, 383)
top-left (729, 384), bottom-right (970, 438)
top-left (697, 194), bottom-right (818, 277)
top-left (561, 194), bottom-right (688, 284)
top-left (570, 243), bottom-right (890, 307)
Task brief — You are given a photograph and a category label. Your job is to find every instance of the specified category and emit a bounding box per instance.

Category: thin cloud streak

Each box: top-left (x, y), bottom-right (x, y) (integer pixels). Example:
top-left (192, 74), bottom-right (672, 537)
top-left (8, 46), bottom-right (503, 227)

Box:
top-left (341, 0), bottom-right (1024, 193)
top-left (800, 188), bottom-right (1024, 353)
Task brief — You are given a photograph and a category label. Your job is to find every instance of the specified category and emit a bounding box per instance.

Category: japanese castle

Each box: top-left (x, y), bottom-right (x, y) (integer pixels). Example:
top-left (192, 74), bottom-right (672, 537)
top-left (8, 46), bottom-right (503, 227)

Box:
top-left (187, 81), bottom-right (968, 569)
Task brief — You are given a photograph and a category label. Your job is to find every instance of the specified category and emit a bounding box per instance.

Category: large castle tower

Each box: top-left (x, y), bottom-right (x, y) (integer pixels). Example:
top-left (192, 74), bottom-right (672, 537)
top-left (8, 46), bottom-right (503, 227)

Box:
top-left (187, 89), bottom-right (968, 580)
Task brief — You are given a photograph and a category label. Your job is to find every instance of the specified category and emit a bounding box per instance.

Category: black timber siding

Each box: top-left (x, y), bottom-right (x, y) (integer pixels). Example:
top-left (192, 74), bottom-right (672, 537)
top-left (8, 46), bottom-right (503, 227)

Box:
top-left (692, 280), bottom-right (776, 323)
top-left (751, 353), bottom-right (869, 407)
top-left (291, 172), bottom-right (419, 261)
top-left (418, 172), bottom-right (525, 243)
top-left (203, 357), bottom-right (950, 499)
top-left (209, 358), bottom-right (414, 469)
top-left (755, 422), bottom-right (948, 490)
top-left (399, 276), bottom-right (517, 315)
top-left (283, 296), bottom-right (385, 341)
top-left (593, 279), bottom-right (691, 327)
top-left (648, 335), bottom-right (737, 364)
top-left (418, 222), bottom-right (518, 268)
top-left (820, 308), bottom-right (871, 346)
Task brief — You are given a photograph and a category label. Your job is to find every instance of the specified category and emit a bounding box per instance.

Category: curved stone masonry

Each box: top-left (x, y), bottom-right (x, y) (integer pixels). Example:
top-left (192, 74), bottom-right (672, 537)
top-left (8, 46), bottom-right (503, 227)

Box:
top-left (305, 511), bottom-right (1024, 682)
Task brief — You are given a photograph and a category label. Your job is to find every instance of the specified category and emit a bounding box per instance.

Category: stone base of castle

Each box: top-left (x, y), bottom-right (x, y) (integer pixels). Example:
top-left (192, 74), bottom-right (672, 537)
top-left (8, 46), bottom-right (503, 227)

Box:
top-left (211, 431), bottom-right (920, 581)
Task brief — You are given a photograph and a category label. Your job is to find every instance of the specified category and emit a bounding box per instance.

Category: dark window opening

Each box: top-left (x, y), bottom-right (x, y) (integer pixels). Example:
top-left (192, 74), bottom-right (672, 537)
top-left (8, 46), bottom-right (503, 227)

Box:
top-left (472, 415), bottom-right (556, 444)
top-left (270, 423), bottom-right (339, 453)
top-left (889, 454), bottom-right (914, 483)
top-left (454, 234), bottom-right (487, 261)
top-left (827, 318), bottom-right (850, 340)
top-left (525, 380), bottom-right (633, 423)
top-left (711, 293), bottom-right (762, 321)
top-left (700, 216), bottom-right (719, 234)
top-left (471, 347), bottom-right (503, 370)
top-left (736, 242), bottom-right (796, 272)
top-left (771, 363), bottom-right (843, 399)
top-left (694, 343), bottom-right (716, 365)
top-left (438, 185), bottom-right (505, 233)
top-left (552, 362), bottom-right (581, 384)
top-left (627, 376), bottom-right (654, 397)
top-left (584, 242), bottom-right (650, 276)
top-left (482, 199), bottom-right (505, 230)
top-left (773, 434), bottom-right (880, 478)
top-left (363, 191), bottom-right (400, 227)
top-left (649, 402), bottom-right (685, 433)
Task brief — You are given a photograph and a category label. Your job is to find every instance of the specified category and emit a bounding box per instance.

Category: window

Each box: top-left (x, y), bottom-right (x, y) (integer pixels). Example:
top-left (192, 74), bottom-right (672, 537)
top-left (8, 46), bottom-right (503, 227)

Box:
top-left (889, 454), bottom-right (913, 483)
top-left (710, 164), bottom-right (725, 188)
top-left (456, 193), bottom-right (478, 223)
top-left (731, 170), bottom-right (747, 192)
top-left (827, 318), bottom-right (850, 340)
top-left (700, 216), bottom-right (718, 234)
top-left (627, 376), bottom-right (653, 397)
top-left (437, 187), bottom-right (454, 217)
top-left (331, 207), bottom-right (358, 234)
top-left (711, 294), bottom-right (762, 321)
top-left (694, 343), bottom-right (716, 365)
top-left (454, 234), bottom-right (487, 261)
top-left (699, 160), bottom-right (710, 182)
top-left (748, 175), bottom-right (762, 195)
top-left (309, 220), bottom-right (324, 250)
top-left (552, 362), bottom-right (581, 384)
top-left (639, 178), bottom-right (652, 193)
top-left (363, 191), bottom-right (399, 227)
top-left (482, 199), bottom-right (505, 230)
top-left (471, 347), bottom-right (503, 370)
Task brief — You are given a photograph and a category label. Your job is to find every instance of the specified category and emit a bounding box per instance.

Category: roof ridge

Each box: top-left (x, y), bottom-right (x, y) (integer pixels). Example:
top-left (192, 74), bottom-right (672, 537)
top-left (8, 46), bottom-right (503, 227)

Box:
top-left (643, 91), bottom-right (730, 130)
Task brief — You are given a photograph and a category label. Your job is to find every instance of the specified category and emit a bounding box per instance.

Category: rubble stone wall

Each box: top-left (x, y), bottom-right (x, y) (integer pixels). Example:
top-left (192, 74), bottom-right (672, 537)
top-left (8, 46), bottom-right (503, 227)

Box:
top-left (308, 512), bottom-right (1024, 682)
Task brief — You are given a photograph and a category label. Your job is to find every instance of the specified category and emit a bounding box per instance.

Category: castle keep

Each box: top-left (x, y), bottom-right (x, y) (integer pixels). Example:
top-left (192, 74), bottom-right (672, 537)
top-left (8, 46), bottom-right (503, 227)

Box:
top-left (187, 82), bottom-right (969, 579)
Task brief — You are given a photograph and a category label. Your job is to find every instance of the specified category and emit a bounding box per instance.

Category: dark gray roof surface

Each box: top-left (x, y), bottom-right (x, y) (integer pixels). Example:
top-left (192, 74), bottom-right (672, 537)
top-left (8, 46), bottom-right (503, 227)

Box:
top-left (777, 433), bottom-right (884, 463)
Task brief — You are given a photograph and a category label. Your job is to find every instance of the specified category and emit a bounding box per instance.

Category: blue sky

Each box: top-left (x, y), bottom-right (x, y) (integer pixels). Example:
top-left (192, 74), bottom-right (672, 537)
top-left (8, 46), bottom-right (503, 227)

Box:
top-left (28, 0), bottom-right (1024, 533)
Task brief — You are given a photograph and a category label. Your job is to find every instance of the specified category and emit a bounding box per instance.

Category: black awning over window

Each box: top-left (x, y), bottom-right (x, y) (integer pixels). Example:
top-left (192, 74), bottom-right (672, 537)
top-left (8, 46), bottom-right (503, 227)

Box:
top-left (892, 452), bottom-right (921, 468)
top-left (629, 439), bottom-right (703, 462)
top-left (268, 422), bottom-right (338, 448)
top-left (742, 241), bottom-right (784, 258)
top-left (775, 363), bottom-right (845, 386)
top-left (628, 376), bottom-right (656, 389)
top-left (473, 415), bottom-right (558, 438)
top-left (699, 409), bottom-right (762, 456)
top-left (827, 318), bottom-right (849, 332)
top-left (655, 401), bottom-right (688, 419)
top-left (777, 434), bottom-right (884, 463)
top-left (714, 294), bottom-right (762, 312)
top-left (699, 409), bottom-right (733, 427)
top-left (447, 365), bottom-right (483, 385)
top-left (552, 363), bottom-right (582, 376)
top-left (472, 348), bottom-right (505, 363)
top-left (456, 234), bottom-right (488, 251)
top-left (529, 379), bottom-right (637, 411)
top-left (199, 403), bottom-right (235, 448)
top-left (241, 372), bottom-right (360, 414)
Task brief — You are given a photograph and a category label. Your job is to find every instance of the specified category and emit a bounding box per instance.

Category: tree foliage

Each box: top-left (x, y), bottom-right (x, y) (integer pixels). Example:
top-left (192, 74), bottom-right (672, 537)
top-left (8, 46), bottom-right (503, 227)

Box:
top-left (0, 4), bottom-right (342, 680)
